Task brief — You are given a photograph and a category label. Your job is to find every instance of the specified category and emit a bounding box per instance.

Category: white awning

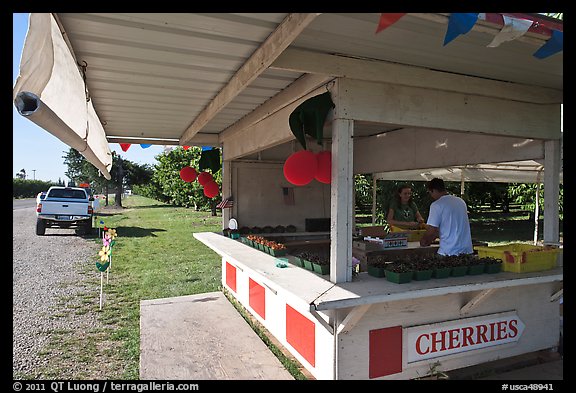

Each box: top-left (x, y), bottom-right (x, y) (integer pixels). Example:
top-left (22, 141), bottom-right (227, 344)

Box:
top-left (13, 13), bottom-right (112, 179)
top-left (374, 160), bottom-right (563, 184)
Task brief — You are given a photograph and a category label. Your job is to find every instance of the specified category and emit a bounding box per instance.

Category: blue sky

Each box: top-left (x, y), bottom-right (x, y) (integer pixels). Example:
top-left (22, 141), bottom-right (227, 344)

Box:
top-left (13, 13), bottom-right (165, 182)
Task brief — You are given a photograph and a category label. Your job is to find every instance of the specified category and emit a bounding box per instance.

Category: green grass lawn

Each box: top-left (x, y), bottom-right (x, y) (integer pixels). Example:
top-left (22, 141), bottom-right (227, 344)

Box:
top-left (33, 196), bottom-right (560, 379)
top-left (469, 209), bottom-right (563, 245)
top-left (92, 196), bottom-right (223, 379)
top-left (46, 195), bottom-right (306, 380)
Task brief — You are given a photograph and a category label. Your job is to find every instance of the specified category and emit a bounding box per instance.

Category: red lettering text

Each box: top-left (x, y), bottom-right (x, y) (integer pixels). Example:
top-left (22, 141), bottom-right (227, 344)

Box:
top-left (508, 319), bottom-right (518, 338)
top-left (447, 328), bottom-right (460, 350)
top-left (416, 334), bottom-right (429, 355)
top-left (496, 321), bottom-right (508, 340)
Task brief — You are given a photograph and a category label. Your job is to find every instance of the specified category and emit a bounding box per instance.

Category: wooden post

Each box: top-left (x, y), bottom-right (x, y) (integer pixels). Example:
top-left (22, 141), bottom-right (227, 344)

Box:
top-left (372, 176), bottom-right (377, 224)
top-left (99, 272), bottom-right (103, 310)
top-left (330, 118), bottom-right (354, 283)
top-left (543, 139), bottom-right (561, 245)
top-left (534, 168), bottom-right (543, 245)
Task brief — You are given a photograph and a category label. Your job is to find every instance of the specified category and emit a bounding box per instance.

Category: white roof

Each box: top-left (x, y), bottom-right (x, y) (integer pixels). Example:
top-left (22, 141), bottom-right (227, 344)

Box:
top-left (13, 13), bottom-right (563, 179)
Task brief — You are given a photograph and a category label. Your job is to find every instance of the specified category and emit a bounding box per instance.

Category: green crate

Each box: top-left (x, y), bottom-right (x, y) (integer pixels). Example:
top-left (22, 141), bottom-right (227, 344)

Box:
top-left (413, 269), bottom-right (433, 281)
top-left (433, 267), bottom-right (451, 279)
top-left (367, 265), bottom-right (386, 278)
top-left (313, 263), bottom-right (330, 275)
top-left (385, 270), bottom-right (412, 284)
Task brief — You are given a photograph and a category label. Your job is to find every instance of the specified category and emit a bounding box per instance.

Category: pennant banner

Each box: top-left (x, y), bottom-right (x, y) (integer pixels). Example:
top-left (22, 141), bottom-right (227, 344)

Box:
top-left (140, 144), bottom-right (151, 148)
top-left (533, 30), bottom-right (563, 59)
top-left (375, 13), bottom-right (406, 34)
top-left (487, 16), bottom-right (533, 48)
top-left (443, 13), bottom-right (479, 46)
top-left (119, 143), bottom-right (131, 152)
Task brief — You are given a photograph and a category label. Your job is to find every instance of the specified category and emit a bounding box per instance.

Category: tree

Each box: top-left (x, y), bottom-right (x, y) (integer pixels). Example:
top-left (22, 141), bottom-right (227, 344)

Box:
top-left (151, 146), bottom-right (221, 213)
top-left (16, 168), bottom-right (26, 179)
top-left (63, 147), bottom-right (154, 207)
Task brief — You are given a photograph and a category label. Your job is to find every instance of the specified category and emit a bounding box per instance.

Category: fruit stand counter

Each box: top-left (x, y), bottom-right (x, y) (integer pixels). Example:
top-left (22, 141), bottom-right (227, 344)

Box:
top-left (194, 232), bottom-right (563, 380)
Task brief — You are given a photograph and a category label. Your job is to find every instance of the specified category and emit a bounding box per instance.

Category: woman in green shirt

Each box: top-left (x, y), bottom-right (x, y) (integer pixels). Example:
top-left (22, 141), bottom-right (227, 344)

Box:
top-left (387, 184), bottom-right (425, 229)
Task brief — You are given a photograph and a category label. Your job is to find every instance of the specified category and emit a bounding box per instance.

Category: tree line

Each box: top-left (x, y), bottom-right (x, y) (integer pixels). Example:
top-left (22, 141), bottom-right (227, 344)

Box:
top-left (14, 147), bottom-right (562, 222)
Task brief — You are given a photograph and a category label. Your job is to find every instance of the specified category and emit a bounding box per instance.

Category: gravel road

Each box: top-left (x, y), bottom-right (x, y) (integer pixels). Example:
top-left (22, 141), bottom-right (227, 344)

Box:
top-left (13, 205), bottom-right (102, 378)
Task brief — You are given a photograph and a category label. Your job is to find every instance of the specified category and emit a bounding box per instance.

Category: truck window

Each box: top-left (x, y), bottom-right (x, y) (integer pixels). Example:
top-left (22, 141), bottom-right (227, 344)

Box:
top-left (48, 189), bottom-right (87, 199)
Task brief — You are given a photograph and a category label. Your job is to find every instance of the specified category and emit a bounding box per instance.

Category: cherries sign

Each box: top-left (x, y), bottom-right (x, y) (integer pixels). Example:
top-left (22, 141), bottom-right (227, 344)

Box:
top-left (283, 150), bottom-right (331, 186)
top-left (179, 166), bottom-right (219, 198)
top-left (283, 150), bottom-right (317, 186)
top-left (203, 180), bottom-right (219, 198)
top-left (197, 171), bottom-right (213, 186)
top-left (179, 166), bottom-right (198, 183)
top-left (314, 151), bottom-right (331, 184)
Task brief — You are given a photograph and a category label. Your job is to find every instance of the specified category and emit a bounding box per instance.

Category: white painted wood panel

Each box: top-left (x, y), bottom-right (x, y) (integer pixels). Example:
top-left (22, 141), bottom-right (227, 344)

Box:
top-left (337, 284), bottom-right (560, 379)
top-left (353, 127), bottom-right (546, 175)
top-left (194, 232), bottom-right (335, 305)
top-left (313, 267), bottom-right (563, 311)
top-left (337, 78), bottom-right (561, 140)
top-left (330, 118), bottom-right (354, 283)
top-left (232, 162), bottom-right (330, 230)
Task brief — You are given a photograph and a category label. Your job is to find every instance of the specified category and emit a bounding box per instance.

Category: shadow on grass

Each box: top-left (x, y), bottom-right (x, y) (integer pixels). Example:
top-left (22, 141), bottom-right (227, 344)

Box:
top-left (125, 204), bottom-right (171, 210)
top-left (111, 226), bottom-right (166, 238)
top-left (93, 212), bottom-right (121, 217)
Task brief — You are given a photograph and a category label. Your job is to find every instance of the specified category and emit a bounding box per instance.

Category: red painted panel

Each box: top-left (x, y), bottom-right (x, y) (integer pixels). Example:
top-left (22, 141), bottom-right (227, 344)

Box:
top-left (369, 326), bottom-right (402, 378)
top-left (225, 262), bottom-right (236, 292)
top-left (249, 278), bottom-right (266, 320)
top-left (285, 304), bottom-right (315, 367)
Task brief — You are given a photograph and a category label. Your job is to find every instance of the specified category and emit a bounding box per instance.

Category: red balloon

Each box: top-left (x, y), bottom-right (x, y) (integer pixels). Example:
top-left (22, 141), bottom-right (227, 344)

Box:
top-left (315, 150), bottom-right (332, 184)
top-left (180, 166), bottom-right (198, 182)
top-left (119, 143), bottom-right (131, 152)
top-left (197, 171), bottom-right (213, 186)
top-left (203, 180), bottom-right (219, 198)
top-left (283, 150), bottom-right (318, 186)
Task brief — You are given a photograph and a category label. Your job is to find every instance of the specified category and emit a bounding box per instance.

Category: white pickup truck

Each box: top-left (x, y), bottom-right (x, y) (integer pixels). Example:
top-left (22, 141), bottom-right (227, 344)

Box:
top-left (35, 186), bottom-right (94, 235)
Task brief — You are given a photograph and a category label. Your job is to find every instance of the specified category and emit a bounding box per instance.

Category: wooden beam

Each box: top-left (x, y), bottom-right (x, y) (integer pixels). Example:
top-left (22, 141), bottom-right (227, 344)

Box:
top-left (222, 84), bottom-right (329, 160)
top-left (180, 13), bottom-right (320, 145)
top-left (309, 307), bottom-right (334, 334)
top-left (107, 132), bottom-right (218, 146)
top-left (460, 288), bottom-right (497, 315)
top-left (550, 288), bottom-right (563, 303)
top-left (272, 48), bottom-right (562, 104)
top-left (219, 73), bottom-right (332, 143)
top-left (337, 305), bottom-right (371, 334)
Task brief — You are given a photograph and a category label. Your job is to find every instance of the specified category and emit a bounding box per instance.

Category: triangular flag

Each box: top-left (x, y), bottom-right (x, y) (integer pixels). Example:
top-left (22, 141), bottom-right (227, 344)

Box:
top-left (183, 146), bottom-right (190, 150)
top-left (140, 144), bottom-right (152, 148)
top-left (119, 143), bottom-right (131, 152)
top-left (533, 30), bottom-right (563, 59)
top-left (487, 16), bottom-right (533, 48)
top-left (375, 13), bottom-right (406, 34)
top-left (443, 13), bottom-right (479, 46)
top-left (201, 146), bottom-right (212, 151)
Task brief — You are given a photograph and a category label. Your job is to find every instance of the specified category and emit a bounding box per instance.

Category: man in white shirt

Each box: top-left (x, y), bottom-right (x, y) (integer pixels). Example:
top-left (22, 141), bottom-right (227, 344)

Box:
top-left (420, 178), bottom-right (473, 255)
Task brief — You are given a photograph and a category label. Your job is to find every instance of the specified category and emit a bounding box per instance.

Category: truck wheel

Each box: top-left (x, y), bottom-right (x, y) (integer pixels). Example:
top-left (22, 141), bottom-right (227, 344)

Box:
top-left (36, 219), bottom-right (46, 235)
top-left (78, 222), bottom-right (93, 236)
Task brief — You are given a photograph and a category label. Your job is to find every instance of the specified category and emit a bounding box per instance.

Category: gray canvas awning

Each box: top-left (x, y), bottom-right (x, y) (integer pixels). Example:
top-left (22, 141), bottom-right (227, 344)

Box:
top-left (13, 13), bottom-right (112, 179)
top-left (374, 159), bottom-right (563, 184)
